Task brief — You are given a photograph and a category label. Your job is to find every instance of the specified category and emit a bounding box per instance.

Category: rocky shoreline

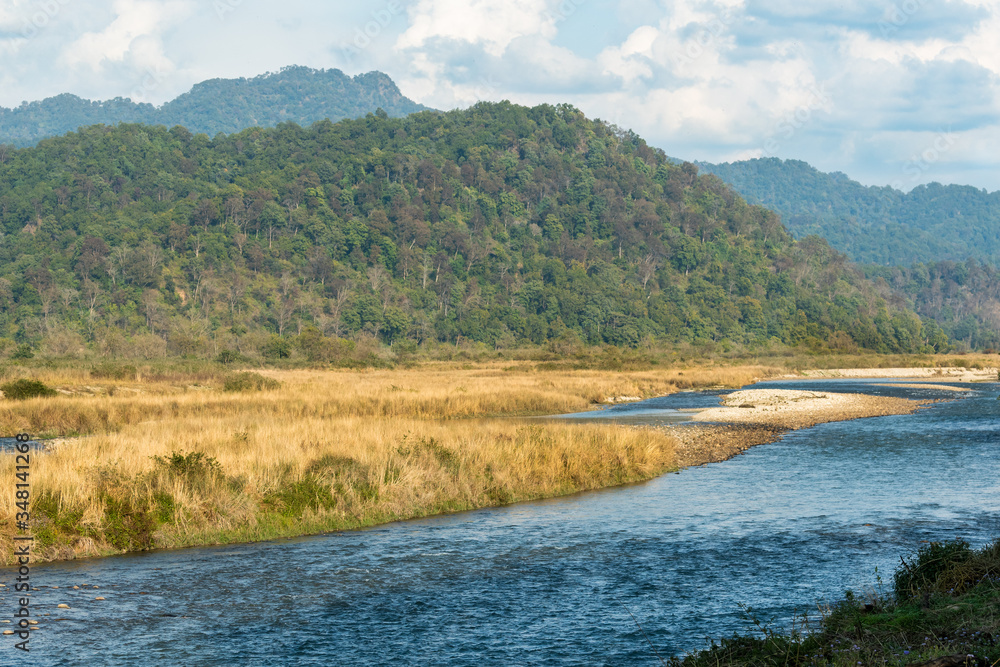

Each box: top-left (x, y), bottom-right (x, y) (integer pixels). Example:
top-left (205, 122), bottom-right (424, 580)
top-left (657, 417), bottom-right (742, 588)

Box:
top-left (662, 388), bottom-right (939, 469)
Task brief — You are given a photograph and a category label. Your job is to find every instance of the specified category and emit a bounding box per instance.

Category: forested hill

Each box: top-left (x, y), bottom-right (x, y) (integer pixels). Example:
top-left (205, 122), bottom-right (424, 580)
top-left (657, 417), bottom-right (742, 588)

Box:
top-left (698, 158), bottom-right (1000, 266)
top-left (0, 103), bottom-right (946, 361)
top-left (0, 67), bottom-right (428, 147)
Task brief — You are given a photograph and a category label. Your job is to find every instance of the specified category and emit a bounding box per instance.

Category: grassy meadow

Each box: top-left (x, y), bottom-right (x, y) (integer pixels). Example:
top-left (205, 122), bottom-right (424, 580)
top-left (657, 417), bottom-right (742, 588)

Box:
top-left (0, 362), bottom-right (772, 563)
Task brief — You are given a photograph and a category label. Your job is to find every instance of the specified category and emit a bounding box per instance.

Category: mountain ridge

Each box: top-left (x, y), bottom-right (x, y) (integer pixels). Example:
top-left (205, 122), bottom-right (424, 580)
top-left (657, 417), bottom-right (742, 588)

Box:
top-left (696, 157), bottom-right (1000, 266)
top-left (0, 66), bottom-right (429, 147)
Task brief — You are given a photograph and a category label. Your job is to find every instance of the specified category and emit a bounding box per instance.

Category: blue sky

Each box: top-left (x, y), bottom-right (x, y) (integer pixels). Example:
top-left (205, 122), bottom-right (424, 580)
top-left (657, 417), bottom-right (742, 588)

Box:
top-left (1, 0), bottom-right (998, 191)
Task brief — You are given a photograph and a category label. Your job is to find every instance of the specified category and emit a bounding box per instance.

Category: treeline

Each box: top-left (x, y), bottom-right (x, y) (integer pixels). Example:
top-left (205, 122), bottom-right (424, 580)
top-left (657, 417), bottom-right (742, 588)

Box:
top-left (0, 66), bottom-right (426, 148)
top-left (867, 260), bottom-right (1000, 351)
top-left (0, 101), bottom-right (947, 362)
top-left (699, 157), bottom-right (1000, 266)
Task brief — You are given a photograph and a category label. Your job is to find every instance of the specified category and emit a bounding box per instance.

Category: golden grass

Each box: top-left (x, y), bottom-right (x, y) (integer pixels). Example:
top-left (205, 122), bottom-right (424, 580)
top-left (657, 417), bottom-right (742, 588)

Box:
top-left (0, 363), bottom-right (773, 563)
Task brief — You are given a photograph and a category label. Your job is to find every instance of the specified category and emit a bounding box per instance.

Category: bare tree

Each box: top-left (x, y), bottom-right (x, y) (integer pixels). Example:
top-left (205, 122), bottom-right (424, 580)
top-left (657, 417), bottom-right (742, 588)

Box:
top-left (421, 252), bottom-right (433, 290)
top-left (226, 272), bottom-right (249, 315)
top-left (638, 253), bottom-right (659, 291)
top-left (328, 284), bottom-right (351, 337)
top-left (39, 287), bottom-right (58, 331)
top-left (111, 244), bottom-right (131, 282)
top-left (275, 295), bottom-right (297, 336)
top-left (82, 279), bottom-right (101, 318)
top-left (142, 289), bottom-right (160, 333)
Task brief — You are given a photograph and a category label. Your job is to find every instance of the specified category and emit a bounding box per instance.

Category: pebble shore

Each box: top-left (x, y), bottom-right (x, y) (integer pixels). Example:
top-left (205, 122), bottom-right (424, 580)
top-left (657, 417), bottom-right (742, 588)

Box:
top-left (663, 388), bottom-right (936, 468)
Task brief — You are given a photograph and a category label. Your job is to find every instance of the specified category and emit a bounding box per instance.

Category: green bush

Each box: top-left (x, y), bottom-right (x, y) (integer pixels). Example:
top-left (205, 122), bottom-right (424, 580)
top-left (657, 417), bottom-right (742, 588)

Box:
top-left (222, 371), bottom-right (281, 392)
top-left (102, 495), bottom-right (156, 551)
top-left (216, 349), bottom-right (245, 364)
top-left (261, 336), bottom-right (292, 359)
top-left (894, 539), bottom-right (974, 599)
top-left (263, 476), bottom-right (337, 517)
top-left (10, 344), bottom-right (34, 360)
top-left (153, 450), bottom-right (222, 478)
top-left (91, 363), bottom-right (138, 380)
top-left (1, 378), bottom-right (57, 400)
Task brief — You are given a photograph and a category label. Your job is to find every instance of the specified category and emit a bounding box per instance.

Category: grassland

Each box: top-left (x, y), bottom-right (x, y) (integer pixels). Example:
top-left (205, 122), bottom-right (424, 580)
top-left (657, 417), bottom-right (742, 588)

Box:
top-left (0, 362), bottom-right (772, 563)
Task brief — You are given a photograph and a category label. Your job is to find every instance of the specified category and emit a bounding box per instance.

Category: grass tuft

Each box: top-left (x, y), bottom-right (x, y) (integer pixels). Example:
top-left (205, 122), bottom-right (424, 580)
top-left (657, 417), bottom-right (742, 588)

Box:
top-left (1, 378), bottom-right (57, 400)
top-left (222, 372), bottom-right (281, 392)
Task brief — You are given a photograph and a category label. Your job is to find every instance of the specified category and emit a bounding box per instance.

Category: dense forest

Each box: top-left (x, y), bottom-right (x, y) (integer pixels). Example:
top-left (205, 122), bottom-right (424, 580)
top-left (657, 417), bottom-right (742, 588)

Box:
top-left (867, 260), bottom-right (1000, 351)
top-left (699, 158), bottom-right (1000, 266)
top-left (0, 67), bottom-right (427, 148)
top-left (0, 102), bottom-right (947, 362)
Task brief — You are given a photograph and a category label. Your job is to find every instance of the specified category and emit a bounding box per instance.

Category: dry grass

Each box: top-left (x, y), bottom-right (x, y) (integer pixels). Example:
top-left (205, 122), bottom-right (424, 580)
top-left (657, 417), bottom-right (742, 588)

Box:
top-left (0, 364), bottom-right (773, 563)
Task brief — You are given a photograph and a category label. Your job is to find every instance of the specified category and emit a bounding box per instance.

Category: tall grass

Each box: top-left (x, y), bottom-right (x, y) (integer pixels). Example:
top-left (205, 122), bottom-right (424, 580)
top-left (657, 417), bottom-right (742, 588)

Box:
top-left (0, 364), bottom-right (768, 563)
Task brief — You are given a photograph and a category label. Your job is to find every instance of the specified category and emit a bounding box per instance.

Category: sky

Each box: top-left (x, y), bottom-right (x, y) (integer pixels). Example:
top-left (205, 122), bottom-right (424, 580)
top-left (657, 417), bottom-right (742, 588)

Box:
top-left (1, 0), bottom-right (999, 191)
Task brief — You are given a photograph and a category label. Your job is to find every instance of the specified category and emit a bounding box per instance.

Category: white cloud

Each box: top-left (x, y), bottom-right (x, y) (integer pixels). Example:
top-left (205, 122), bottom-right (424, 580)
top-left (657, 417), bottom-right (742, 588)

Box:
top-left (397, 0), bottom-right (557, 57)
top-left (597, 25), bottom-right (658, 82)
top-left (1, 0), bottom-right (999, 189)
top-left (60, 0), bottom-right (193, 71)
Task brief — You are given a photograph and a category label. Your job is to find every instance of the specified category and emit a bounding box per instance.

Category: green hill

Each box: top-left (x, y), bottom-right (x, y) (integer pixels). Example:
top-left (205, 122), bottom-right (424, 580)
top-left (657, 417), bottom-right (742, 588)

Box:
top-left (0, 102), bottom-right (946, 361)
top-left (0, 66), bottom-right (428, 147)
top-left (698, 158), bottom-right (1000, 266)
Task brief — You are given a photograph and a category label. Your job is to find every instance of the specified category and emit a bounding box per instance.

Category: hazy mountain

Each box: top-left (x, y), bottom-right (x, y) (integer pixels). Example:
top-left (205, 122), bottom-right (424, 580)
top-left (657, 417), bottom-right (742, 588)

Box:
top-left (697, 157), bottom-right (1000, 266)
top-left (0, 66), bottom-right (429, 147)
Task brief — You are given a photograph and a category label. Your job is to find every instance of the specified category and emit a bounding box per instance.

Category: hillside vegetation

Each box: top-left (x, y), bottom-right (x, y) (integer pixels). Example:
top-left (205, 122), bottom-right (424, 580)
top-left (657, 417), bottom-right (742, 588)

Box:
top-left (0, 67), bottom-right (427, 148)
top-left (867, 259), bottom-right (1000, 351)
top-left (0, 102), bottom-right (947, 362)
top-left (699, 157), bottom-right (1000, 266)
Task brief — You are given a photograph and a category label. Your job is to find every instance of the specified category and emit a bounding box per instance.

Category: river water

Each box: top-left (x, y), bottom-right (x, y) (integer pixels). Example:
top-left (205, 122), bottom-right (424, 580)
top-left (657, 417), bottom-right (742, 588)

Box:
top-left (4, 380), bottom-right (999, 666)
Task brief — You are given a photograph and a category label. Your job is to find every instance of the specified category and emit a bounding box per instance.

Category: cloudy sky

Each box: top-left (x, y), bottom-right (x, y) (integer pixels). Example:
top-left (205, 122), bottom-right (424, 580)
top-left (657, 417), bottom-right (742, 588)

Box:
top-left (1, 0), bottom-right (998, 190)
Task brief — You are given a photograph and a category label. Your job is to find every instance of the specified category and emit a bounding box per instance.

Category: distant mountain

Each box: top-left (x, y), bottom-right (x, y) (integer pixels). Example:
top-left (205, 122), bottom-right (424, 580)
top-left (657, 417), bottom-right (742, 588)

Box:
top-left (0, 67), bottom-right (429, 147)
top-left (697, 158), bottom-right (1000, 266)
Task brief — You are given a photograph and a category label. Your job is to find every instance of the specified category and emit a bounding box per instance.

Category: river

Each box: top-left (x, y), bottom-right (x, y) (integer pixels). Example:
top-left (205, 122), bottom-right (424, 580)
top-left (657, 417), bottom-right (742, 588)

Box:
top-left (4, 379), bottom-right (999, 665)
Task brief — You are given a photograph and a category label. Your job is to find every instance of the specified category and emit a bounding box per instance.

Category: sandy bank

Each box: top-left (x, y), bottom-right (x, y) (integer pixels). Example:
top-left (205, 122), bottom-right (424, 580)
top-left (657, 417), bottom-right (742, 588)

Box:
top-left (792, 367), bottom-right (997, 382)
top-left (663, 388), bottom-right (936, 468)
top-left (691, 388), bottom-right (928, 429)
top-left (873, 383), bottom-right (971, 392)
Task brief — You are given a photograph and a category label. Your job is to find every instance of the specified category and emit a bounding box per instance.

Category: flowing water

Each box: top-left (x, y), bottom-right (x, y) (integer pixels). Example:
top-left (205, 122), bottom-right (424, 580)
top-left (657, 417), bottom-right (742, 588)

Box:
top-left (4, 380), bottom-right (999, 666)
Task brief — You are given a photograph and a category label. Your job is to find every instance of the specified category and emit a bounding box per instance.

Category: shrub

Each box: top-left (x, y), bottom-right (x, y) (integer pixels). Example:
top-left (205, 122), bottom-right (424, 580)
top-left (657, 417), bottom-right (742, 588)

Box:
top-left (263, 476), bottom-right (337, 517)
top-left (10, 344), bottom-right (34, 360)
top-left (152, 451), bottom-right (222, 479)
top-left (1, 378), bottom-right (57, 400)
top-left (222, 371), bottom-right (280, 392)
top-left (216, 349), bottom-right (245, 364)
top-left (894, 539), bottom-right (973, 599)
top-left (261, 335), bottom-right (292, 359)
top-left (91, 363), bottom-right (138, 380)
top-left (102, 495), bottom-right (157, 551)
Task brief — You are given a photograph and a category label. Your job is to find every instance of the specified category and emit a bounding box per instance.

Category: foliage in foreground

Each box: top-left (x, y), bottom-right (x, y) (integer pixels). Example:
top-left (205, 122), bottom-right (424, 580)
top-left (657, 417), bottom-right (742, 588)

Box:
top-left (673, 539), bottom-right (1000, 666)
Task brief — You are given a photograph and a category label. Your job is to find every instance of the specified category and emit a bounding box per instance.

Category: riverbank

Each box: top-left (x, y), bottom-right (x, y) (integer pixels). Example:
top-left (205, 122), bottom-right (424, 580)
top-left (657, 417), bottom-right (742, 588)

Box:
top-left (794, 366), bottom-right (997, 381)
top-left (0, 365), bottom-right (965, 564)
top-left (667, 388), bottom-right (935, 468)
top-left (0, 364), bottom-right (771, 564)
top-left (671, 538), bottom-right (1000, 667)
